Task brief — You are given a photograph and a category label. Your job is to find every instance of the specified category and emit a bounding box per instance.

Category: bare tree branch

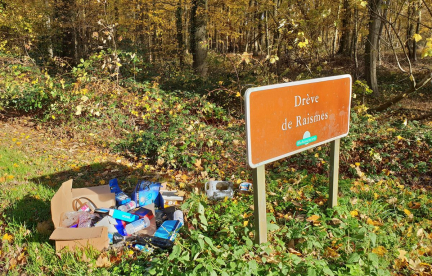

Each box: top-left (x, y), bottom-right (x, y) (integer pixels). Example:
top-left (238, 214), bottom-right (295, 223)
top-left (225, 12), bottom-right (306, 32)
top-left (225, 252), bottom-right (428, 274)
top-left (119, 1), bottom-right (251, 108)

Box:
top-left (421, 0), bottom-right (432, 18)
top-left (386, 4), bottom-right (432, 29)
top-left (384, 22), bottom-right (407, 73)
top-left (368, 5), bottom-right (413, 78)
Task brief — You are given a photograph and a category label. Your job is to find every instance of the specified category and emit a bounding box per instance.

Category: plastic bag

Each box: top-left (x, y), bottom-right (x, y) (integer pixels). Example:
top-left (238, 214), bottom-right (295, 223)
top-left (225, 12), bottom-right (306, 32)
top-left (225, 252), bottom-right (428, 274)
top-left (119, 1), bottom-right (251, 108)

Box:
top-left (60, 211), bottom-right (81, 228)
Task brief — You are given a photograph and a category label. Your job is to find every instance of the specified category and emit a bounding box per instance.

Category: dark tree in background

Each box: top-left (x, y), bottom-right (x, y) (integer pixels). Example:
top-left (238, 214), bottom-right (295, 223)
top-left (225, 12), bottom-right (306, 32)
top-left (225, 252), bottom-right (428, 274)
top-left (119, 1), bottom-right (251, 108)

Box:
top-left (365, 0), bottom-right (384, 96)
top-left (190, 0), bottom-right (208, 77)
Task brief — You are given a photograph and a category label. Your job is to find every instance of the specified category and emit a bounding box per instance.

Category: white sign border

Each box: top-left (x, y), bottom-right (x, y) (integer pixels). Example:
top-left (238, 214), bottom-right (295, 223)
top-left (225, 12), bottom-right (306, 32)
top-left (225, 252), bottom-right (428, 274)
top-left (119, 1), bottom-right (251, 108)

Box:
top-left (245, 74), bottom-right (352, 168)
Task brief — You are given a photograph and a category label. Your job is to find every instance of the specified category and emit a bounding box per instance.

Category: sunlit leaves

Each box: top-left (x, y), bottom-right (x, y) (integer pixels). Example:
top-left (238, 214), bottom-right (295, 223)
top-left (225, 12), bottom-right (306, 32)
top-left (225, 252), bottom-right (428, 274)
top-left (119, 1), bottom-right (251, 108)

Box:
top-left (298, 39), bottom-right (309, 48)
top-left (421, 38), bottom-right (432, 58)
top-left (371, 246), bottom-right (387, 256)
top-left (412, 33), bottom-right (422, 42)
top-left (2, 233), bottom-right (13, 242)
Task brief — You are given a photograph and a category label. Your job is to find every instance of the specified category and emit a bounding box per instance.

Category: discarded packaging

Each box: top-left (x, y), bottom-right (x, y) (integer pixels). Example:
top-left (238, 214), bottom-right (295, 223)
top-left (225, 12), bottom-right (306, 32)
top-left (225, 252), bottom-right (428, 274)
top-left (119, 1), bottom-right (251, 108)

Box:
top-left (108, 209), bottom-right (139, 222)
top-left (125, 217), bottom-right (151, 235)
top-left (135, 235), bottom-right (174, 250)
top-left (60, 211), bottom-right (81, 228)
top-left (155, 206), bottom-right (176, 227)
top-left (109, 178), bottom-right (132, 205)
top-left (173, 210), bottom-right (184, 225)
top-left (95, 216), bottom-right (119, 234)
top-left (49, 180), bottom-right (157, 252)
top-left (118, 200), bottom-right (137, 212)
top-left (160, 191), bottom-right (184, 206)
top-left (50, 178), bottom-right (183, 253)
top-left (134, 243), bottom-right (154, 253)
top-left (154, 220), bottom-right (182, 241)
top-left (239, 182), bottom-right (252, 193)
top-left (77, 212), bottom-right (95, 228)
top-left (73, 197), bottom-right (97, 211)
top-left (132, 180), bottom-right (164, 208)
top-left (50, 180), bottom-right (116, 251)
top-left (205, 181), bottom-right (234, 199)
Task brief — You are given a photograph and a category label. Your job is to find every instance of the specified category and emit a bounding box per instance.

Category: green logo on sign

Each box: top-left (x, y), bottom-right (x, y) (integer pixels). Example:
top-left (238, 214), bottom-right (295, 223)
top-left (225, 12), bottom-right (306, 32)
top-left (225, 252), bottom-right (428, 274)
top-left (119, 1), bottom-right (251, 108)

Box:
top-left (296, 135), bottom-right (317, 146)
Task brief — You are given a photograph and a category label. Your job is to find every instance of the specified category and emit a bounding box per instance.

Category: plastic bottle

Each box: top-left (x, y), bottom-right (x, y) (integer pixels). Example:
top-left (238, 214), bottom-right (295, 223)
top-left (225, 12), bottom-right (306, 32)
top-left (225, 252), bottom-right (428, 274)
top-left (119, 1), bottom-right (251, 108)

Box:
top-left (118, 201), bottom-right (137, 212)
top-left (125, 217), bottom-right (150, 235)
top-left (108, 209), bottom-right (139, 222)
top-left (173, 210), bottom-right (184, 225)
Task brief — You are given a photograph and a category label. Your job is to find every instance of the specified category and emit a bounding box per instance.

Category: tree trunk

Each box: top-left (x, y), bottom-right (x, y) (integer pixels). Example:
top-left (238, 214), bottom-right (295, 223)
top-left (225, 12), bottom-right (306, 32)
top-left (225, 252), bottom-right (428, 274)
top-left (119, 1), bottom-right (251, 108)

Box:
top-left (338, 0), bottom-right (350, 56)
top-left (54, 0), bottom-right (76, 63)
top-left (412, 0), bottom-right (422, 61)
top-left (45, 0), bottom-right (53, 58)
top-left (176, 0), bottom-right (184, 66)
top-left (353, 4), bottom-right (359, 79)
top-left (365, 0), bottom-right (383, 96)
top-left (190, 0), bottom-right (208, 77)
top-left (406, 1), bottom-right (415, 59)
top-left (332, 2), bottom-right (341, 57)
top-left (377, 0), bottom-right (389, 65)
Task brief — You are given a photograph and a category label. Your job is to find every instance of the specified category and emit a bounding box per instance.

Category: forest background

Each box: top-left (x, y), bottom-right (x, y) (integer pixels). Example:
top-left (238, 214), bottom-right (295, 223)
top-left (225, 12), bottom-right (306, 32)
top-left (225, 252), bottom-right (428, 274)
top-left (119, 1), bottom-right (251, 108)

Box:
top-left (1, 0), bottom-right (432, 275)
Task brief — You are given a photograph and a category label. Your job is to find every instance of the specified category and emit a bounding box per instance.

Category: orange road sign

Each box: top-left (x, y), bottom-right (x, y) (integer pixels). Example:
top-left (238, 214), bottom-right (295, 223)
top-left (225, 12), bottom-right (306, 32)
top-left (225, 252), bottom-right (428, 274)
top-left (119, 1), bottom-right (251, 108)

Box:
top-left (245, 75), bottom-right (352, 168)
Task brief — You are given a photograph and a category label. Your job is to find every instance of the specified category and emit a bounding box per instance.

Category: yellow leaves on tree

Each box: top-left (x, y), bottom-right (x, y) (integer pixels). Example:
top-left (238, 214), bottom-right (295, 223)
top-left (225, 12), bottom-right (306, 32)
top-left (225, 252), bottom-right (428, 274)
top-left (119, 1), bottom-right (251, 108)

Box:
top-left (298, 39), bottom-right (309, 48)
top-left (412, 33), bottom-right (422, 42)
top-left (421, 38), bottom-right (432, 58)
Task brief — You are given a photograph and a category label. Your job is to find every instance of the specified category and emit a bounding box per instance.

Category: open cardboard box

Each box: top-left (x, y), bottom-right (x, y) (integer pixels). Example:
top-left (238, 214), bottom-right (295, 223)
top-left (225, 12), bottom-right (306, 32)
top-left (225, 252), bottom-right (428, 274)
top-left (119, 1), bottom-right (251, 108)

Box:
top-left (49, 180), bottom-right (157, 251)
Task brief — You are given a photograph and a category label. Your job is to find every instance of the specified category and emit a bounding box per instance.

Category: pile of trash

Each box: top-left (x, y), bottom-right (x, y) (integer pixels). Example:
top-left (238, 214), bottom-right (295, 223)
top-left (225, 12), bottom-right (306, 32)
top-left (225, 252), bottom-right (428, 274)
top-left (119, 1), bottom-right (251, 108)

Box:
top-left (50, 178), bottom-right (252, 253)
top-left (55, 178), bottom-right (185, 253)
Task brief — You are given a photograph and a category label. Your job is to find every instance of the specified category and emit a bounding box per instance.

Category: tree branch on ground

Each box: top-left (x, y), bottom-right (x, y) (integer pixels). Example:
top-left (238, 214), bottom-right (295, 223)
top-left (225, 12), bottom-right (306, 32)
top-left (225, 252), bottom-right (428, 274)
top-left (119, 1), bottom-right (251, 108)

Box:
top-left (369, 70), bottom-right (432, 112)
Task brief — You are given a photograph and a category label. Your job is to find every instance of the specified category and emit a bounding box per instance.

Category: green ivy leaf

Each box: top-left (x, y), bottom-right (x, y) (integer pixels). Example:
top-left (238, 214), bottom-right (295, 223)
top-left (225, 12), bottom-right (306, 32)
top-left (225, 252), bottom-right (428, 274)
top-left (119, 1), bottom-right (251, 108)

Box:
top-left (347, 253), bottom-right (361, 264)
top-left (169, 245), bottom-right (181, 260)
top-left (369, 232), bottom-right (377, 247)
top-left (322, 266), bottom-right (334, 276)
top-left (267, 222), bottom-right (280, 231)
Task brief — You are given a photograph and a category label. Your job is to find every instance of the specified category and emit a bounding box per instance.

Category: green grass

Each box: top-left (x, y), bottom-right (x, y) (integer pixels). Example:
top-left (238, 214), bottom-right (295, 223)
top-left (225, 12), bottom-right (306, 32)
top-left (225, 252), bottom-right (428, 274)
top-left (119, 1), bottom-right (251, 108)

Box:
top-left (1, 130), bottom-right (432, 275)
top-left (1, 53), bottom-right (432, 275)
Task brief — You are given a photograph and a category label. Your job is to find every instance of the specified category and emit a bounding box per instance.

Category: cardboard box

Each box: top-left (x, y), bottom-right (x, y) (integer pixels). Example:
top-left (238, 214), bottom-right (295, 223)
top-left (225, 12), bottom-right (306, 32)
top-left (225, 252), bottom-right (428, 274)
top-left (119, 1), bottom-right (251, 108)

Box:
top-left (49, 180), bottom-right (157, 251)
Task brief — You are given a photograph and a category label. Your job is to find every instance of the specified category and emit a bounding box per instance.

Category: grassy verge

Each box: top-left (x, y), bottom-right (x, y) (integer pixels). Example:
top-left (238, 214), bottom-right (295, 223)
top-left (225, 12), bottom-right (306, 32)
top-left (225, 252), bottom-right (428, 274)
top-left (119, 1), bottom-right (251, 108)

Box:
top-left (1, 53), bottom-right (432, 275)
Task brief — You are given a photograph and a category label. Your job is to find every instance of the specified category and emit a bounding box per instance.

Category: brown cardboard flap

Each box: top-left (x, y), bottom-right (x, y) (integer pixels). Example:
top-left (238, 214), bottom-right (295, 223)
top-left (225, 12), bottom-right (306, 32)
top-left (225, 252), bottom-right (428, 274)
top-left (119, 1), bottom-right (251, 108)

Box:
top-left (50, 227), bottom-right (106, 241)
top-left (51, 180), bottom-right (74, 229)
top-left (72, 185), bottom-right (115, 209)
top-left (72, 185), bottom-right (111, 198)
top-left (54, 227), bottom-right (109, 252)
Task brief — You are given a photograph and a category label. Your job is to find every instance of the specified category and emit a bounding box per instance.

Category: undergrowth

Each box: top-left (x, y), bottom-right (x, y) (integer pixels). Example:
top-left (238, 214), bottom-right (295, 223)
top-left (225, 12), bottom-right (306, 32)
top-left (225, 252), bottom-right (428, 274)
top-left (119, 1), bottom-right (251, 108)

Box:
top-left (1, 52), bottom-right (432, 275)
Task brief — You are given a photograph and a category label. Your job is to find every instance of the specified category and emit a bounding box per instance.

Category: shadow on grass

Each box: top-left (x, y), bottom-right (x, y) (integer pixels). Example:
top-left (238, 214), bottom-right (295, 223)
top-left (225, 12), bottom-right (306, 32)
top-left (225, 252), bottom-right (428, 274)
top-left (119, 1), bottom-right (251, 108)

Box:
top-left (30, 161), bottom-right (165, 192)
top-left (4, 195), bottom-right (51, 230)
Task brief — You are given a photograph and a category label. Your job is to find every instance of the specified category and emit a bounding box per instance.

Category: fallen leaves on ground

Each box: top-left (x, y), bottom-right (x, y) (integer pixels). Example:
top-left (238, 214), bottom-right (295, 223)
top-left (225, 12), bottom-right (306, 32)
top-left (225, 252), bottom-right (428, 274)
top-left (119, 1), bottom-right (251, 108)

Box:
top-left (96, 254), bottom-right (112, 268)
